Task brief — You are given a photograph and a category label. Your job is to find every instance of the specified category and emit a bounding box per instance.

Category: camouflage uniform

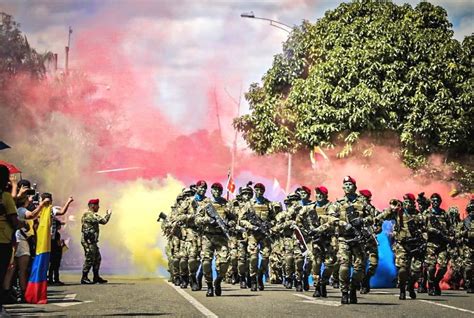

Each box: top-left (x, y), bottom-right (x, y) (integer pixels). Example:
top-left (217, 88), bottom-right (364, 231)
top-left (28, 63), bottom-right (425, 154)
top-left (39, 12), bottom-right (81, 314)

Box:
top-left (195, 187), bottom-right (235, 297)
top-left (314, 177), bottom-right (370, 304)
top-left (377, 197), bottom-right (425, 300)
top-left (272, 194), bottom-right (305, 291)
top-left (360, 194), bottom-right (380, 294)
top-left (81, 209), bottom-right (111, 282)
top-left (304, 198), bottom-right (335, 297)
top-left (176, 195), bottom-right (200, 289)
top-left (447, 207), bottom-right (463, 289)
top-left (225, 196), bottom-right (242, 284)
top-left (423, 194), bottom-right (451, 296)
top-left (458, 199), bottom-right (474, 293)
top-left (160, 198), bottom-right (182, 285)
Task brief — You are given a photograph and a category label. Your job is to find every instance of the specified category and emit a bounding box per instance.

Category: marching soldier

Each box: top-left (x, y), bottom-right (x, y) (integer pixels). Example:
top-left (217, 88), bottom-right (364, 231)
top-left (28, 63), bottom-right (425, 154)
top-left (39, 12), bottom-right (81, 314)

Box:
top-left (459, 197), bottom-right (474, 293)
top-left (176, 186), bottom-right (200, 290)
top-left (447, 207), bottom-right (463, 289)
top-left (81, 199), bottom-right (112, 284)
top-left (195, 183), bottom-right (235, 297)
top-left (424, 193), bottom-right (451, 296)
top-left (416, 192), bottom-right (431, 293)
top-left (236, 184), bottom-right (254, 289)
top-left (359, 189), bottom-right (380, 294)
top-left (273, 192), bottom-right (305, 291)
top-left (378, 195), bottom-right (426, 300)
top-left (296, 186), bottom-right (313, 291)
top-left (313, 176), bottom-right (371, 304)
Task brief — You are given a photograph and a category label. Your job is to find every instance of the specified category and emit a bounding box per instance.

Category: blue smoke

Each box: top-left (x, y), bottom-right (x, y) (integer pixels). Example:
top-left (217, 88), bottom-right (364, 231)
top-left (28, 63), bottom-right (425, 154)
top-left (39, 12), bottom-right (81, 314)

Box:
top-left (370, 220), bottom-right (397, 288)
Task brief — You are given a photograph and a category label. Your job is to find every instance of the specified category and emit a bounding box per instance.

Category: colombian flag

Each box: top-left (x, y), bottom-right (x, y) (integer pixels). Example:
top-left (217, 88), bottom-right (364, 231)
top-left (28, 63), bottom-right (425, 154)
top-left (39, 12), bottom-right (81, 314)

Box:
top-left (25, 205), bottom-right (52, 304)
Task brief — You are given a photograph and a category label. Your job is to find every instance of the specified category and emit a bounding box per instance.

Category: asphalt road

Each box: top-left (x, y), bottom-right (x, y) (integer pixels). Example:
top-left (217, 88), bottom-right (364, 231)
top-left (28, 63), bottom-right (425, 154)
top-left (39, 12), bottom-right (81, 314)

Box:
top-left (4, 275), bottom-right (474, 317)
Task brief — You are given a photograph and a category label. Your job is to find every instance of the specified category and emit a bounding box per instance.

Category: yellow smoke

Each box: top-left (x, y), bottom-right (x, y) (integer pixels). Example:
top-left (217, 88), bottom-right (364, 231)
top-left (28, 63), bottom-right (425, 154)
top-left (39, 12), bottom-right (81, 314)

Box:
top-left (99, 176), bottom-right (184, 274)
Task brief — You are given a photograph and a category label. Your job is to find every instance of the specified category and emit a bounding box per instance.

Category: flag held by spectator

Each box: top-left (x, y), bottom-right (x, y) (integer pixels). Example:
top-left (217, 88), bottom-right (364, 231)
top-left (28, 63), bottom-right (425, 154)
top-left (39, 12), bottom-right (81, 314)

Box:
top-left (25, 205), bottom-right (52, 304)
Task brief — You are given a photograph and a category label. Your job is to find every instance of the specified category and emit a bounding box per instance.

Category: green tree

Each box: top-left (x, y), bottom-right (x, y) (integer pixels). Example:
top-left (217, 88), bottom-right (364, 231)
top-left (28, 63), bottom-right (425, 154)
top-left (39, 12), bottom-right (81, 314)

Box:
top-left (0, 12), bottom-right (53, 84)
top-left (234, 0), bottom-right (473, 191)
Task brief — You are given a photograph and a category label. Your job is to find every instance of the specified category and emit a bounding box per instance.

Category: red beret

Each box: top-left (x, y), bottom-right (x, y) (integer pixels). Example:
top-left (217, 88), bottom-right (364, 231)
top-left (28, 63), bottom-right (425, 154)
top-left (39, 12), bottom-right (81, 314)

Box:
top-left (196, 180), bottom-right (207, 188)
top-left (359, 189), bottom-right (372, 198)
top-left (343, 176), bottom-right (356, 185)
top-left (254, 183), bottom-right (265, 191)
top-left (300, 186), bottom-right (311, 195)
top-left (403, 193), bottom-right (416, 201)
top-left (211, 182), bottom-right (223, 191)
top-left (315, 186), bottom-right (328, 196)
top-left (88, 199), bottom-right (99, 205)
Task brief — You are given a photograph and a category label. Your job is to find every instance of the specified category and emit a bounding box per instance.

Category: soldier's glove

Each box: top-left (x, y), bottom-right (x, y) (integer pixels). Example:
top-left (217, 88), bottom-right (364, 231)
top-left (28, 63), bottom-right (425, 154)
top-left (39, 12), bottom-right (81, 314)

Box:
top-left (351, 218), bottom-right (362, 228)
top-left (208, 217), bottom-right (216, 225)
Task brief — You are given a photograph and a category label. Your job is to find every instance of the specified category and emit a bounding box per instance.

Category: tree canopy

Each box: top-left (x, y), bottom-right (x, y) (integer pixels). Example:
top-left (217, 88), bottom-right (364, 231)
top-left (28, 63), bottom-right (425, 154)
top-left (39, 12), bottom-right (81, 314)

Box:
top-left (0, 12), bottom-right (53, 84)
top-left (234, 0), bottom-right (473, 191)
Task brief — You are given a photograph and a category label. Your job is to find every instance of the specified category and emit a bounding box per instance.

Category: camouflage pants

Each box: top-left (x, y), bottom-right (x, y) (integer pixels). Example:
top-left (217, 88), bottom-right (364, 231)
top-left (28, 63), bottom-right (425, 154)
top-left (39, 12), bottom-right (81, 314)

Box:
top-left (237, 238), bottom-right (249, 276)
top-left (283, 237), bottom-right (305, 281)
top-left (394, 243), bottom-right (423, 286)
top-left (226, 237), bottom-right (239, 281)
top-left (248, 234), bottom-right (272, 277)
top-left (426, 242), bottom-right (448, 284)
top-left (448, 246), bottom-right (463, 273)
top-left (169, 236), bottom-right (181, 280)
top-left (364, 239), bottom-right (379, 277)
top-left (330, 236), bottom-right (340, 282)
top-left (179, 239), bottom-right (200, 277)
top-left (338, 239), bottom-right (365, 293)
top-left (82, 240), bottom-right (101, 273)
top-left (463, 245), bottom-right (474, 286)
top-left (310, 238), bottom-right (337, 284)
top-left (201, 234), bottom-right (229, 283)
top-left (269, 238), bottom-right (284, 283)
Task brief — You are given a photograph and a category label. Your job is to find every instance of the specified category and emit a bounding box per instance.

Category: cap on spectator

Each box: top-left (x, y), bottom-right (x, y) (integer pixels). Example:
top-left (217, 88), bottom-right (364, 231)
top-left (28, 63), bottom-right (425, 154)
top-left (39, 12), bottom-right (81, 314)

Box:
top-left (403, 193), bottom-right (416, 201)
top-left (211, 182), bottom-right (223, 191)
top-left (343, 176), bottom-right (356, 185)
top-left (315, 186), bottom-right (329, 196)
top-left (88, 198), bottom-right (100, 205)
top-left (359, 189), bottom-right (372, 199)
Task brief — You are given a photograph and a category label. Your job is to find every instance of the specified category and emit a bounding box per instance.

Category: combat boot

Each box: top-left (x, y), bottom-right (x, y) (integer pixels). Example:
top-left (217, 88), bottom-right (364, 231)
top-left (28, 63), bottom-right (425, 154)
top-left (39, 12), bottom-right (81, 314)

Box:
top-left (191, 276), bottom-right (199, 291)
top-left (320, 283), bottom-right (328, 298)
top-left (180, 275), bottom-right (188, 289)
top-left (214, 277), bottom-right (222, 296)
top-left (360, 276), bottom-right (370, 294)
top-left (313, 282), bottom-right (321, 297)
top-left (257, 273), bottom-right (264, 291)
top-left (341, 292), bottom-right (349, 304)
top-left (197, 271), bottom-right (203, 291)
top-left (399, 284), bottom-right (406, 300)
top-left (231, 273), bottom-right (239, 285)
top-left (250, 276), bottom-right (258, 292)
top-left (285, 277), bottom-right (293, 289)
top-left (295, 280), bottom-right (303, 292)
top-left (467, 286), bottom-right (474, 294)
top-left (418, 278), bottom-right (427, 293)
top-left (434, 282), bottom-right (441, 296)
top-left (206, 282), bottom-right (214, 297)
top-left (349, 288), bottom-right (358, 304)
top-left (428, 283), bottom-right (436, 296)
top-left (407, 278), bottom-right (416, 299)
top-left (81, 272), bottom-right (94, 285)
top-left (303, 274), bottom-right (310, 291)
top-left (246, 273), bottom-right (252, 288)
top-left (240, 275), bottom-right (247, 289)
top-left (93, 271), bottom-right (108, 284)
top-left (174, 276), bottom-right (181, 286)
top-left (332, 279), bottom-right (339, 289)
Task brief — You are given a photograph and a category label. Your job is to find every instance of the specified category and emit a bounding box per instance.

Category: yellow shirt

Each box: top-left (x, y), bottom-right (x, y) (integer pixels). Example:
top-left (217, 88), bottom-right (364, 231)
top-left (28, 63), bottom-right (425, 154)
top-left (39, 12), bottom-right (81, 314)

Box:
top-left (0, 192), bottom-right (18, 243)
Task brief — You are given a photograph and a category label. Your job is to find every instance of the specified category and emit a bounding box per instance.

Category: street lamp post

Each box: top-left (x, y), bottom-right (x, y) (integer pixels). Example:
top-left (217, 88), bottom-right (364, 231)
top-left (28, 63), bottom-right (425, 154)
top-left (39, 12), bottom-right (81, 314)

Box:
top-left (240, 12), bottom-right (293, 194)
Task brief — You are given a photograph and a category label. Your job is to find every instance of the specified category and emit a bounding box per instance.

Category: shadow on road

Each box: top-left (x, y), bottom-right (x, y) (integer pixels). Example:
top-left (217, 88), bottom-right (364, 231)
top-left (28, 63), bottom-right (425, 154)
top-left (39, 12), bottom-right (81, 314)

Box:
top-left (102, 313), bottom-right (170, 316)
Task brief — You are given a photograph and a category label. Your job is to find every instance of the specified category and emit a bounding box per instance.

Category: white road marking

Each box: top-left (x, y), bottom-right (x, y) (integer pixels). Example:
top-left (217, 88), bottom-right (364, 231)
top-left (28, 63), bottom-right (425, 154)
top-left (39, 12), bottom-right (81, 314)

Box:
top-left (293, 293), bottom-right (342, 307)
top-left (417, 299), bottom-right (474, 315)
top-left (51, 294), bottom-right (94, 307)
top-left (166, 281), bottom-right (218, 318)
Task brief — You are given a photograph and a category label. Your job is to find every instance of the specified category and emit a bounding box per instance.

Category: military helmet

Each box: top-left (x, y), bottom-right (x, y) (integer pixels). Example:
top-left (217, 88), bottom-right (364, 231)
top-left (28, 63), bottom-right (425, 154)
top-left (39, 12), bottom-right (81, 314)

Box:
top-left (240, 182), bottom-right (254, 195)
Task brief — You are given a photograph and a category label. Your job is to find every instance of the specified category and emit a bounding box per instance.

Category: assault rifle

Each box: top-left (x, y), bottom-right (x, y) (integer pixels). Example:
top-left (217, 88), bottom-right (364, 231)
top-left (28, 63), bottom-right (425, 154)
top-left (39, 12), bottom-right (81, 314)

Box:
top-left (344, 206), bottom-right (377, 246)
top-left (204, 203), bottom-right (231, 240)
top-left (428, 214), bottom-right (452, 245)
top-left (245, 208), bottom-right (273, 238)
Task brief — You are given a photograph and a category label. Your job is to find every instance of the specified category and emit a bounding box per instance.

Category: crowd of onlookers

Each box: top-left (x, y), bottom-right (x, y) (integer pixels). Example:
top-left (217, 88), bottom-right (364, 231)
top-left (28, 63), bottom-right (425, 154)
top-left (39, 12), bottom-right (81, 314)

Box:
top-left (0, 164), bottom-right (73, 311)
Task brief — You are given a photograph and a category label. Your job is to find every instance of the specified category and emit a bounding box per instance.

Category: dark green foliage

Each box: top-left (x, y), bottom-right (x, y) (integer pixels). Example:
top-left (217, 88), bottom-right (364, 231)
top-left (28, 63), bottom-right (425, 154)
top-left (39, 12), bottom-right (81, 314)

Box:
top-left (234, 0), bottom-right (473, 191)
